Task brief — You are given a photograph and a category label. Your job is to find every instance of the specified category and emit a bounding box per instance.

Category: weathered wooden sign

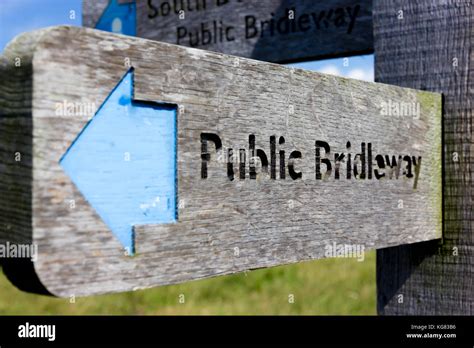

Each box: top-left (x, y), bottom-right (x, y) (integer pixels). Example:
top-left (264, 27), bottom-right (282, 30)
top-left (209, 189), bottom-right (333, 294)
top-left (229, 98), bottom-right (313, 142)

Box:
top-left (83, 0), bottom-right (374, 62)
top-left (0, 26), bottom-right (441, 297)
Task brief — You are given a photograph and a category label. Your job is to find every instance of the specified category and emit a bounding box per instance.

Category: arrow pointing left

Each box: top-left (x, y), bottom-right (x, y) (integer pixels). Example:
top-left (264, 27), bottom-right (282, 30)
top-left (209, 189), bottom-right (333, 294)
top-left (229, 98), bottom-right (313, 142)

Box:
top-left (60, 68), bottom-right (177, 255)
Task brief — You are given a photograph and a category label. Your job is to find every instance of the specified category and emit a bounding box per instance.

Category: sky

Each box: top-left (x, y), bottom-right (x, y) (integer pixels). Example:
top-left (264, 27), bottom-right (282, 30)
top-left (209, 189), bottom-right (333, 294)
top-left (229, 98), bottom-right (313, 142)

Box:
top-left (289, 55), bottom-right (374, 82)
top-left (0, 0), bottom-right (82, 51)
top-left (0, 0), bottom-right (373, 81)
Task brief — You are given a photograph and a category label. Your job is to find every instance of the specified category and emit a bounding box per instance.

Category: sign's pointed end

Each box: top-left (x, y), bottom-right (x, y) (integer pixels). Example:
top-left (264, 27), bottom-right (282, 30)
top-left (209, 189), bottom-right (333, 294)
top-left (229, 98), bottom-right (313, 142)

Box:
top-left (118, 226), bottom-right (135, 256)
top-left (60, 68), bottom-right (177, 258)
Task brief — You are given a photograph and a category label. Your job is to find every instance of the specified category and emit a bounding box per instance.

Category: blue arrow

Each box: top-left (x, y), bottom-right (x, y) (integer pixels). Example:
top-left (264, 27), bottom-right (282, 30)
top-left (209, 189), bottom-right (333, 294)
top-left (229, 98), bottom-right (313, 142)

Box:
top-left (95, 0), bottom-right (136, 36)
top-left (60, 68), bottom-right (177, 255)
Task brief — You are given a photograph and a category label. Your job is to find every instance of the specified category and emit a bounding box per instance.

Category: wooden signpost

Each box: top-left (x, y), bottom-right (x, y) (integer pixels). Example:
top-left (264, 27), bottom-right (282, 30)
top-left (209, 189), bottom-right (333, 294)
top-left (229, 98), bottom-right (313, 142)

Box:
top-left (83, 0), bottom-right (374, 63)
top-left (0, 26), bottom-right (441, 297)
top-left (373, 0), bottom-right (473, 315)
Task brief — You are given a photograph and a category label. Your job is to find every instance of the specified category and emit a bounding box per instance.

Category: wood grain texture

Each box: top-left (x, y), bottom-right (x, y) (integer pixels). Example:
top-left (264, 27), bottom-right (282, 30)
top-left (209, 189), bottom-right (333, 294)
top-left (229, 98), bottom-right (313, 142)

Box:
top-left (0, 30), bottom-right (54, 294)
top-left (374, 0), bottom-right (473, 315)
top-left (0, 26), bottom-right (441, 297)
top-left (83, 0), bottom-right (374, 63)
top-left (82, 0), bottom-right (109, 28)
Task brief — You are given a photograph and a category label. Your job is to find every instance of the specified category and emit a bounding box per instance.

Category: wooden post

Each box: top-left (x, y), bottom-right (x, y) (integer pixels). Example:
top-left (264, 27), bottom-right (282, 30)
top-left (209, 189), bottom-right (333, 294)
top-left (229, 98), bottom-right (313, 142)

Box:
top-left (374, 0), bottom-right (473, 314)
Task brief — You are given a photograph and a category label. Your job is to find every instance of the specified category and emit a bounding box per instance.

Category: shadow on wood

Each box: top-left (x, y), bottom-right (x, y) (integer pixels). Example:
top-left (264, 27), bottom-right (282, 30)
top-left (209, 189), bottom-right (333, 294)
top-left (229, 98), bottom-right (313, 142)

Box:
top-left (0, 32), bottom-right (51, 295)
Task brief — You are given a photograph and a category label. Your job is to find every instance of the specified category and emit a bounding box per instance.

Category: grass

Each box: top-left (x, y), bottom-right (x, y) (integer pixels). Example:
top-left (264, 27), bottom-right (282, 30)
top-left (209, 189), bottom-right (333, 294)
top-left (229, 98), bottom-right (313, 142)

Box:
top-left (0, 251), bottom-right (375, 315)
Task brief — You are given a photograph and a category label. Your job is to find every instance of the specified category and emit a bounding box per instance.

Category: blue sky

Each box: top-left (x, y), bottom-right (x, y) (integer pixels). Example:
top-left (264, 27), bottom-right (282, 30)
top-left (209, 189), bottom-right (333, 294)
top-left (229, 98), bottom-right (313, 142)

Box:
top-left (289, 55), bottom-right (374, 82)
top-left (0, 0), bottom-right (373, 81)
top-left (0, 0), bottom-right (82, 51)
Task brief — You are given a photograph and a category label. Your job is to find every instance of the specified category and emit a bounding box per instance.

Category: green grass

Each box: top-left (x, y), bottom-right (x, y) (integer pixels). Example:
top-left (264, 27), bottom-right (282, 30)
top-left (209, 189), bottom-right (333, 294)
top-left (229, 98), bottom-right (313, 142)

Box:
top-left (0, 251), bottom-right (375, 315)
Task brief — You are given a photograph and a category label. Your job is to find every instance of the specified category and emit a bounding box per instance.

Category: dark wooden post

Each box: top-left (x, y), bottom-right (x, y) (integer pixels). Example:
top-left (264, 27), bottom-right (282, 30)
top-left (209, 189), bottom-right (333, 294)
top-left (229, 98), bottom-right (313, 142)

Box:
top-left (374, 0), bottom-right (473, 314)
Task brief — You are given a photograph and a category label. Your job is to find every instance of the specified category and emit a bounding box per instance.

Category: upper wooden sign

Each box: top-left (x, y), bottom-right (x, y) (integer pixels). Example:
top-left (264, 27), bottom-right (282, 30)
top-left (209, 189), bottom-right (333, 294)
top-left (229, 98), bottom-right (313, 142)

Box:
top-left (83, 0), bottom-right (374, 62)
top-left (0, 26), bottom-right (440, 297)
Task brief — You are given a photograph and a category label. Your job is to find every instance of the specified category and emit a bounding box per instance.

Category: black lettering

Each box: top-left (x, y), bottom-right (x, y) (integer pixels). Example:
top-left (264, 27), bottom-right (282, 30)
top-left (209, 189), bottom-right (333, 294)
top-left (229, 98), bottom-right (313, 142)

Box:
top-left (298, 13), bottom-right (310, 32)
top-left (385, 155), bottom-right (402, 179)
top-left (227, 148), bottom-right (234, 181)
top-left (161, 2), bottom-right (171, 16)
top-left (187, 0), bottom-right (194, 12)
top-left (260, 19), bottom-right (271, 38)
top-left (239, 149), bottom-right (246, 180)
top-left (412, 156), bottom-right (422, 189)
top-left (315, 140), bottom-right (332, 179)
top-left (245, 15), bottom-right (258, 39)
top-left (360, 142), bottom-right (366, 179)
top-left (374, 154), bottom-right (385, 179)
top-left (353, 154), bottom-right (361, 179)
top-left (177, 26), bottom-right (187, 44)
top-left (201, 133), bottom-right (222, 179)
top-left (288, 151), bottom-right (302, 180)
top-left (270, 136), bottom-right (276, 179)
top-left (257, 149), bottom-right (268, 173)
top-left (403, 155), bottom-right (413, 177)
top-left (324, 9), bottom-right (334, 28)
top-left (311, 11), bottom-right (325, 30)
top-left (279, 136), bottom-right (286, 179)
top-left (346, 5), bottom-right (360, 34)
top-left (249, 134), bottom-right (268, 179)
top-left (334, 152), bottom-right (345, 179)
top-left (277, 14), bottom-right (290, 34)
top-left (226, 26), bottom-right (235, 41)
top-left (249, 134), bottom-right (256, 179)
top-left (368, 143), bottom-right (373, 179)
top-left (189, 31), bottom-right (199, 47)
top-left (334, 8), bottom-right (346, 27)
top-left (346, 141), bottom-right (351, 179)
top-left (201, 22), bottom-right (211, 45)
top-left (147, 0), bottom-right (158, 18)
top-left (173, 0), bottom-right (184, 14)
